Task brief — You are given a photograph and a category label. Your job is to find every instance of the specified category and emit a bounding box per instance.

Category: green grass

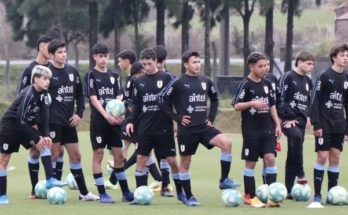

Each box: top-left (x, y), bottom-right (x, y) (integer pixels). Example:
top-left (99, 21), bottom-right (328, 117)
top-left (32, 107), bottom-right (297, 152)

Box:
top-left (2, 133), bottom-right (348, 214)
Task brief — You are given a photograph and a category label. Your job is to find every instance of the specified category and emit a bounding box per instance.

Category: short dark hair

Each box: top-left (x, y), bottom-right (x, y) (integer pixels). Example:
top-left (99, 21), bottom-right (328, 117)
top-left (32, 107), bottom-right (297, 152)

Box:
top-left (140, 48), bottom-right (156, 61)
top-left (247, 51), bottom-right (267, 65)
top-left (295, 50), bottom-right (315, 66)
top-left (48, 39), bottom-right (66, 54)
top-left (37, 35), bottom-right (53, 51)
top-left (93, 43), bottom-right (109, 55)
top-left (130, 62), bottom-right (144, 76)
top-left (329, 43), bottom-right (348, 64)
top-left (153, 45), bottom-right (167, 63)
top-left (182, 50), bottom-right (200, 64)
top-left (118, 50), bottom-right (137, 64)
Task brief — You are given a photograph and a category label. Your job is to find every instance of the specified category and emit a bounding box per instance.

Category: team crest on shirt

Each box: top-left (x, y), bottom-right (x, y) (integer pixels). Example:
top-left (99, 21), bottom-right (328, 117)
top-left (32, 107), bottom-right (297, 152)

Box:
top-left (272, 83), bottom-right (276, 91)
top-left (96, 136), bottom-right (102, 144)
top-left (23, 77), bottom-right (28, 85)
top-left (2, 143), bottom-right (8, 151)
top-left (69, 74), bottom-right (74, 82)
top-left (264, 86), bottom-right (269, 94)
top-left (157, 80), bottom-right (163, 88)
top-left (344, 81), bottom-right (348, 89)
top-left (306, 83), bottom-right (309, 91)
top-left (127, 81), bottom-right (131, 88)
top-left (201, 82), bottom-right (207, 90)
top-left (50, 132), bottom-right (56, 139)
top-left (110, 77), bottom-right (115, 84)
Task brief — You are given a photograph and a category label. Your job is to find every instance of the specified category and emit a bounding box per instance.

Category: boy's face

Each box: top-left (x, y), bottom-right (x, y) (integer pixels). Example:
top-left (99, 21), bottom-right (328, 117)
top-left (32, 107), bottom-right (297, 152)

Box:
top-left (265, 60), bottom-right (270, 75)
top-left (141, 58), bottom-right (157, 75)
top-left (34, 76), bottom-right (50, 91)
top-left (117, 58), bottom-right (130, 71)
top-left (298, 60), bottom-right (315, 74)
top-left (94, 53), bottom-right (109, 68)
top-left (184, 56), bottom-right (201, 76)
top-left (249, 59), bottom-right (267, 78)
top-left (333, 50), bottom-right (348, 68)
top-left (39, 42), bottom-right (51, 60)
top-left (51, 47), bottom-right (67, 65)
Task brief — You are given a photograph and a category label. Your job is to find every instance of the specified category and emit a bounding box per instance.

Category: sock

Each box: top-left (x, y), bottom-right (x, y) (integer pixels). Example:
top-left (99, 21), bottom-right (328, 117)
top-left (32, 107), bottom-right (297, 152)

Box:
top-left (55, 156), bottom-right (64, 180)
top-left (28, 156), bottom-right (40, 195)
top-left (262, 167), bottom-right (266, 184)
top-left (244, 168), bottom-right (255, 197)
top-left (179, 172), bottom-right (192, 199)
top-left (328, 166), bottom-right (339, 191)
top-left (135, 170), bottom-right (148, 187)
top-left (265, 166), bottom-right (277, 185)
top-left (172, 173), bottom-right (183, 194)
top-left (148, 156), bottom-right (161, 182)
top-left (70, 163), bottom-right (88, 195)
top-left (94, 173), bottom-right (105, 195)
top-left (0, 170), bottom-right (7, 195)
top-left (160, 161), bottom-right (170, 189)
top-left (115, 168), bottom-right (130, 193)
top-left (124, 151), bottom-right (137, 170)
top-left (109, 169), bottom-right (118, 185)
top-left (220, 152), bottom-right (231, 181)
top-left (40, 148), bottom-right (53, 180)
top-left (314, 163), bottom-right (325, 196)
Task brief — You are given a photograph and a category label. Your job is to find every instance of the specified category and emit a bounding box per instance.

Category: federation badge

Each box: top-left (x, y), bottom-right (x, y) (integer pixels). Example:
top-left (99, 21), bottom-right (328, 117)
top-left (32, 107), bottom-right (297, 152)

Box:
top-left (110, 77), bottom-right (115, 84)
top-left (2, 143), bottom-right (8, 151)
top-left (318, 137), bottom-right (324, 145)
top-left (306, 83), bottom-right (309, 91)
top-left (96, 136), bottom-right (102, 144)
top-left (344, 81), bottom-right (348, 89)
top-left (157, 80), bottom-right (163, 88)
top-left (127, 81), bottom-right (131, 88)
top-left (50, 131), bottom-right (56, 139)
top-left (180, 145), bottom-right (185, 152)
top-left (69, 74), bottom-right (74, 82)
top-left (272, 83), bottom-right (276, 91)
top-left (244, 148), bottom-right (249, 156)
top-left (201, 82), bottom-right (207, 90)
top-left (264, 86), bottom-right (269, 94)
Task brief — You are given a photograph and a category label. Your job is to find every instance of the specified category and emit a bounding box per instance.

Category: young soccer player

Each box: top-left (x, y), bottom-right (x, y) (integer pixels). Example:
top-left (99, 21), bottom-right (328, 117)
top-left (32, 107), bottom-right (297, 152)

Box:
top-left (126, 48), bottom-right (184, 203)
top-left (158, 50), bottom-right (239, 206)
top-left (85, 44), bottom-right (133, 203)
top-left (0, 66), bottom-right (66, 204)
top-left (309, 43), bottom-right (348, 207)
top-left (233, 52), bottom-right (281, 208)
top-left (278, 51), bottom-right (315, 197)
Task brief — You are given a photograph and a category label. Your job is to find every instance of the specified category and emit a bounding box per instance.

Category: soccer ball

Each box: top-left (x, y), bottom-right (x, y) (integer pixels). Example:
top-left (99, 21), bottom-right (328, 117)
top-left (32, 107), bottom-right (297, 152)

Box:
top-left (267, 182), bottom-right (288, 203)
top-left (291, 184), bottom-right (311, 201)
top-left (106, 99), bottom-right (125, 116)
top-left (256, 184), bottom-right (269, 203)
top-left (47, 187), bottom-right (67, 205)
top-left (134, 186), bottom-right (154, 205)
top-left (35, 180), bottom-right (48, 199)
top-left (65, 173), bottom-right (78, 190)
top-left (221, 189), bottom-right (242, 207)
top-left (327, 186), bottom-right (348, 205)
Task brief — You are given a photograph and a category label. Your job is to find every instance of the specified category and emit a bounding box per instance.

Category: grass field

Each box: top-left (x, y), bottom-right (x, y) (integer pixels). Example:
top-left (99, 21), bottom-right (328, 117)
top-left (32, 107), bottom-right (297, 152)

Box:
top-left (1, 133), bottom-right (348, 214)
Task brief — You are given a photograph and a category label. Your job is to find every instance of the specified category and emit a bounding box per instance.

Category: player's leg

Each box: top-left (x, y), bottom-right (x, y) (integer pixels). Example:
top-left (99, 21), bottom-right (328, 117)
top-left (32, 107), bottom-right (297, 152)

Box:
top-left (28, 148), bottom-right (40, 197)
top-left (49, 125), bottom-right (65, 181)
top-left (146, 154), bottom-right (162, 188)
top-left (0, 153), bottom-right (11, 204)
top-left (135, 135), bottom-right (153, 188)
top-left (327, 135), bottom-right (342, 192)
top-left (55, 146), bottom-right (65, 180)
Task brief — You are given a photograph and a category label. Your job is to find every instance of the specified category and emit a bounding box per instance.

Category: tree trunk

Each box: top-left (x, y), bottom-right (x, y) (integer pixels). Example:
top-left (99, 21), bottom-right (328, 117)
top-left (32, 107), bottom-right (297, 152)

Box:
top-left (114, 0), bottom-right (121, 66)
top-left (212, 41), bottom-right (217, 84)
top-left (204, 0), bottom-right (211, 77)
top-left (219, 0), bottom-right (229, 76)
top-left (5, 59), bottom-right (10, 97)
top-left (88, 0), bottom-right (98, 70)
top-left (243, 16), bottom-right (250, 77)
top-left (73, 41), bottom-right (80, 69)
top-left (181, 1), bottom-right (190, 74)
top-left (155, 0), bottom-right (165, 46)
top-left (284, 0), bottom-right (295, 72)
top-left (133, 1), bottom-right (140, 57)
top-left (264, 1), bottom-right (274, 72)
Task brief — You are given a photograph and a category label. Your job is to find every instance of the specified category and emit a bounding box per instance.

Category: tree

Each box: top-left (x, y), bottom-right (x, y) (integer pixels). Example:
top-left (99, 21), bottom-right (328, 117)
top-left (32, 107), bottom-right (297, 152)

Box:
top-left (219, 0), bottom-right (230, 76)
top-left (154, 0), bottom-right (166, 46)
top-left (88, 0), bottom-right (98, 69)
top-left (260, 0), bottom-right (275, 71)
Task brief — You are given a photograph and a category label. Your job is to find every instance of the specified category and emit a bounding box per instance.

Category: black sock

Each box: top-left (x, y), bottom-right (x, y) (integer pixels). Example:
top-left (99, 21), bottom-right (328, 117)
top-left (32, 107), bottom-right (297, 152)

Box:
top-left (148, 163), bottom-right (162, 182)
top-left (160, 168), bottom-right (170, 189)
top-left (135, 171), bottom-right (148, 187)
top-left (94, 173), bottom-right (105, 195)
top-left (314, 168), bottom-right (324, 196)
top-left (0, 172), bottom-right (7, 196)
top-left (244, 176), bottom-right (255, 197)
top-left (220, 160), bottom-right (231, 181)
top-left (28, 159), bottom-right (39, 195)
top-left (328, 170), bottom-right (339, 191)
top-left (181, 179), bottom-right (192, 199)
top-left (266, 173), bottom-right (277, 185)
top-left (55, 160), bottom-right (64, 181)
top-left (172, 173), bottom-right (183, 194)
top-left (125, 152), bottom-right (137, 170)
top-left (109, 169), bottom-right (118, 185)
top-left (285, 170), bottom-right (296, 193)
top-left (115, 168), bottom-right (130, 193)
top-left (262, 168), bottom-right (266, 184)
top-left (71, 164), bottom-right (88, 195)
top-left (41, 156), bottom-right (53, 180)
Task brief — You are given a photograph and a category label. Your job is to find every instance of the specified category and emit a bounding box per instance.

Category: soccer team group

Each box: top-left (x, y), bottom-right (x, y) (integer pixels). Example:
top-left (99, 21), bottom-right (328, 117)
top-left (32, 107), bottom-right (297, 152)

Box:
top-left (0, 35), bottom-right (348, 208)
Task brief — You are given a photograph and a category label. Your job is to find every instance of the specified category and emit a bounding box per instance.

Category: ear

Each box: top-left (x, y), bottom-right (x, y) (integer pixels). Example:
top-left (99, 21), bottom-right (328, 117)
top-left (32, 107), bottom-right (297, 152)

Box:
top-left (183, 62), bottom-right (189, 69)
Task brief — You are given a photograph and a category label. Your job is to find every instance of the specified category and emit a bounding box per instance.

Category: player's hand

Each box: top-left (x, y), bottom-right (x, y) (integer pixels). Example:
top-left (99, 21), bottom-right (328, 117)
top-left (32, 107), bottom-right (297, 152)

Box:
top-left (275, 126), bottom-right (282, 138)
top-left (181, 115), bottom-right (191, 126)
top-left (306, 118), bottom-right (312, 129)
top-left (69, 114), bottom-right (81, 127)
top-left (32, 124), bottom-right (38, 130)
top-left (252, 100), bottom-right (268, 110)
top-left (283, 120), bottom-right (298, 128)
top-left (104, 113), bottom-right (119, 125)
top-left (206, 120), bottom-right (213, 127)
top-left (344, 135), bottom-right (348, 141)
top-left (43, 137), bottom-right (52, 148)
top-left (35, 137), bottom-right (47, 152)
top-left (126, 123), bottom-right (134, 136)
top-left (314, 129), bottom-right (323, 137)
top-left (114, 115), bottom-right (124, 125)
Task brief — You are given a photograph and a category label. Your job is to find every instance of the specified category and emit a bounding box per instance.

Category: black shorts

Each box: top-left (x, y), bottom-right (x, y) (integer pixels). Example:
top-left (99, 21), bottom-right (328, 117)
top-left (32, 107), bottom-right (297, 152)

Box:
top-left (49, 124), bottom-right (78, 144)
top-left (90, 117), bottom-right (123, 150)
top-left (177, 126), bottom-right (221, 156)
top-left (121, 122), bottom-right (138, 143)
top-left (137, 135), bottom-right (176, 158)
top-left (315, 133), bottom-right (344, 152)
top-left (242, 135), bottom-right (276, 162)
top-left (0, 129), bottom-right (35, 154)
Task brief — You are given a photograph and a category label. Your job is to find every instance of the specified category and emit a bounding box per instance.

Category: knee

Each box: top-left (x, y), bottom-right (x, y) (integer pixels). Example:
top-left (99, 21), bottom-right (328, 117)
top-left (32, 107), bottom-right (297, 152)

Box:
top-left (220, 140), bottom-right (231, 152)
top-left (29, 148), bottom-right (40, 159)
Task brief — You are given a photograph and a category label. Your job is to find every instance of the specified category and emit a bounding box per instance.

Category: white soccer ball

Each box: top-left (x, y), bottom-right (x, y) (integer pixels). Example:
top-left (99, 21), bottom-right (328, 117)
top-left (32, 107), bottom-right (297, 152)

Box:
top-left (47, 187), bottom-right (67, 205)
top-left (267, 182), bottom-right (288, 203)
top-left (35, 180), bottom-right (48, 199)
top-left (291, 184), bottom-right (311, 202)
top-left (256, 184), bottom-right (269, 203)
top-left (221, 189), bottom-right (242, 207)
top-left (106, 99), bottom-right (125, 116)
top-left (134, 186), bottom-right (154, 205)
top-left (327, 186), bottom-right (348, 205)
top-left (65, 173), bottom-right (78, 190)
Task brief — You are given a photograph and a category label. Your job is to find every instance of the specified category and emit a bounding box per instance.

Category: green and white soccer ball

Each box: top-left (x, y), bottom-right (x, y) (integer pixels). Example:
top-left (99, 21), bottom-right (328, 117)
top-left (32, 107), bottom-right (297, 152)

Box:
top-left (327, 186), bottom-right (348, 205)
top-left (35, 180), bottom-right (48, 199)
top-left (221, 189), bottom-right (242, 207)
top-left (291, 184), bottom-right (311, 202)
top-left (47, 187), bottom-right (67, 205)
top-left (65, 173), bottom-right (78, 190)
top-left (256, 184), bottom-right (269, 203)
top-left (134, 186), bottom-right (154, 205)
top-left (106, 99), bottom-right (125, 116)
top-left (267, 182), bottom-right (288, 203)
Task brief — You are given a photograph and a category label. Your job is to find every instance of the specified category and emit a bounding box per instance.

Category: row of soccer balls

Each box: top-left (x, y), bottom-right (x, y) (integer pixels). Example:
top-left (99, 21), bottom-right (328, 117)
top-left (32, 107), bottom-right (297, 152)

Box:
top-left (222, 182), bottom-right (348, 207)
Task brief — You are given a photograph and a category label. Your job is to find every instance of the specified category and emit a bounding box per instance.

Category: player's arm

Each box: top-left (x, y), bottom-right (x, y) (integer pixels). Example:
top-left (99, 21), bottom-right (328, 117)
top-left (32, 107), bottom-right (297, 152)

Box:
top-left (269, 85), bottom-right (282, 137)
top-left (74, 71), bottom-right (85, 119)
top-left (125, 81), bottom-right (143, 135)
top-left (277, 74), bottom-right (297, 120)
top-left (16, 67), bottom-right (31, 95)
top-left (207, 80), bottom-right (219, 124)
top-left (310, 73), bottom-right (325, 136)
top-left (232, 81), bottom-right (267, 111)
